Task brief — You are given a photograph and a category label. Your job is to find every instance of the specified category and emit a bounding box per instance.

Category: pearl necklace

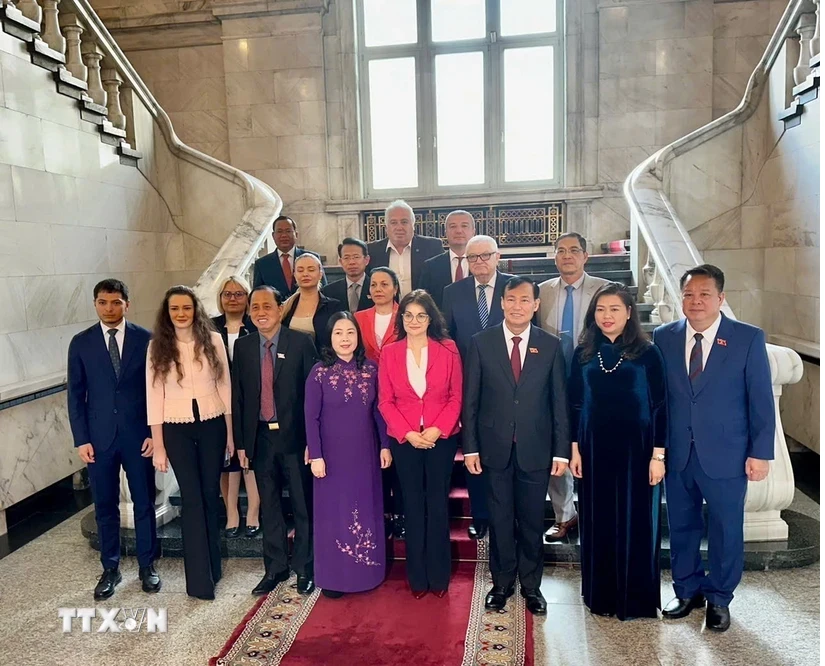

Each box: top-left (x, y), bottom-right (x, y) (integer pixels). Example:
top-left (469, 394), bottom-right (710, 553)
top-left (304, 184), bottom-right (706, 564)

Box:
top-left (597, 351), bottom-right (624, 373)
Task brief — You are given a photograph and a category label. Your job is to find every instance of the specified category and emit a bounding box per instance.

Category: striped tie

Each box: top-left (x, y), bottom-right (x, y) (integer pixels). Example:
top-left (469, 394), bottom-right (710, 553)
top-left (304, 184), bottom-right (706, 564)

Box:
top-left (477, 284), bottom-right (489, 329)
top-left (688, 333), bottom-right (703, 388)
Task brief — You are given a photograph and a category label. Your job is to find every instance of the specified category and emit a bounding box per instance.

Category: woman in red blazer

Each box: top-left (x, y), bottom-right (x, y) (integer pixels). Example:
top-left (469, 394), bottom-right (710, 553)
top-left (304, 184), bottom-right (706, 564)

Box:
top-left (378, 289), bottom-right (463, 598)
top-left (354, 267), bottom-right (400, 364)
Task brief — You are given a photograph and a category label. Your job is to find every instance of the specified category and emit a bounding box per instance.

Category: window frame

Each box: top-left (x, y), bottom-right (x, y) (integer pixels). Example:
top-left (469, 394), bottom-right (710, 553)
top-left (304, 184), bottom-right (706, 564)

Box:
top-left (355, 0), bottom-right (565, 199)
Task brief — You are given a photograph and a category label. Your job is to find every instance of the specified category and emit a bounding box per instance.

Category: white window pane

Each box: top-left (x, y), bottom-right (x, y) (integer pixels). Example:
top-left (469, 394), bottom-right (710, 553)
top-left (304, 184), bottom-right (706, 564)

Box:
top-left (435, 52), bottom-right (485, 186)
top-left (500, 0), bottom-right (556, 36)
top-left (431, 0), bottom-right (486, 42)
top-left (368, 58), bottom-right (418, 190)
top-left (363, 0), bottom-right (417, 47)
top-left (503, 46), bottom-right (554, 182)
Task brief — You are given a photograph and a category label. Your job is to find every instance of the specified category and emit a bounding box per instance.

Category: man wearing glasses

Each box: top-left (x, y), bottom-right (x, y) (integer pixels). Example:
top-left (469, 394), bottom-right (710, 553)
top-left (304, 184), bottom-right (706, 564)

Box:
top-left (538, 232), bottom-right (608, 542)
top-left (442, 235), bottom-right (514, 540)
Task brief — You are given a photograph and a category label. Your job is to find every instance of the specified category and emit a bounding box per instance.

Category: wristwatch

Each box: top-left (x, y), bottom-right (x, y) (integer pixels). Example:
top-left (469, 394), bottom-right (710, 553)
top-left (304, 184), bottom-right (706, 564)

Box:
top-left (651, 453), bottom-right (666, 462)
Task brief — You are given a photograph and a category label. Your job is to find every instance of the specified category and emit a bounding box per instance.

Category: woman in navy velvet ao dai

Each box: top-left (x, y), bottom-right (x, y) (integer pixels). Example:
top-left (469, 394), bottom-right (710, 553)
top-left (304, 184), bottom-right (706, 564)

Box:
top-left (568, 283), bottom-right (668, 620)
top-left (305, 312), bottom-right (392, 598)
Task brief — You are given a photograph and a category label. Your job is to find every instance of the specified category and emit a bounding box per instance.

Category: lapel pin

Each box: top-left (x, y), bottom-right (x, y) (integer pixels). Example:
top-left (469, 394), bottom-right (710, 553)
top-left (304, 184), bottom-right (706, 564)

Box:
top-left (277, 352), bottom-right (286, 359)
top-left (717, 338), bottom-right (727, 347)
top-left (529, 347), bottom-right (539, 354)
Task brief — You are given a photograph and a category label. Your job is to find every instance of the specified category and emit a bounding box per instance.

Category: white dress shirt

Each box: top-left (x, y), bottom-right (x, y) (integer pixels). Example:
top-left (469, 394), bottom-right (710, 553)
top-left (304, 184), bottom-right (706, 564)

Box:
top-left (466, 322), bottom-right (568, 463)
top-left (685, 313), bottom-right (723, 372)
top-left (449, 249), bottom-right (469, 282)
top-left (407, 346), bottom-right (428, 426)
top-left (100, 319), bottom-right (126, 357)
top-left (556, 273), bottom-right (586, 343)
top-left (387, 240), bottom-right (413, 297)
top-left (474, 272), bottom-right (497, 314)
top-left (227, 332), bottom-right (239, 361)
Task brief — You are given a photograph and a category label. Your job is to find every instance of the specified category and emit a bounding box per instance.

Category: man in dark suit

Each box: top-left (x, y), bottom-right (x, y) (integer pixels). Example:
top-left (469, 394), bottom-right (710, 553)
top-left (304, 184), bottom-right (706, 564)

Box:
top-left (233, 285), bottom-right (318, 596)
top-left (463, 276), bottom-right (570, 616)
top-left (67, 278), bottom-right (160, 600)
top-left (252, 215), bottom-right (327, 296)
top-left (322, 237), bottom-right (372, 312)
top-left (442, 235), bottom-right (514, 540)
top-left (365, 199), bottom-right (444, 297)
top-left (654, 264), bottom-right (774, 632)
top-left (419, 209), bottom-right (475, 310)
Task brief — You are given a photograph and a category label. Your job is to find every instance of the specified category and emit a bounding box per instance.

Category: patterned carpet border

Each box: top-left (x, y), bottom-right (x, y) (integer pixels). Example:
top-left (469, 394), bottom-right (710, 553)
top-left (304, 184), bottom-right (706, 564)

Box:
top-left (462, 537), bottom-right (532, 666)
top-left (211, 574), bottom-right (320, 666)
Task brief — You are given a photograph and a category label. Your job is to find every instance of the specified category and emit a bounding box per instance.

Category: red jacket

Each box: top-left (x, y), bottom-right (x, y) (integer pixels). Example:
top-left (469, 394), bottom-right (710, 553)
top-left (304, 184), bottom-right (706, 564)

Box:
top-left (378, 338), bottom-right (463, 443)
top-left (354, 305), bottom-right (399, 365)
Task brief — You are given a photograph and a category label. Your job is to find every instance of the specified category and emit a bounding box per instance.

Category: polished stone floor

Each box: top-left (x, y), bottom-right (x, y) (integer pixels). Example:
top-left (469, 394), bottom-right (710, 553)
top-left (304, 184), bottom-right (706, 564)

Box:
top-left (0, 491), bottom-right (818, 666)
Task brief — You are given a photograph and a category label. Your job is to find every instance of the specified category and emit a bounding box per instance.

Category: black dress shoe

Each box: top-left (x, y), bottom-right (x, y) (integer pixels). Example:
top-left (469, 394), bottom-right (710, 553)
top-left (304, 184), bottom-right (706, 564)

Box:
top-left (662, 593), bottom-right (706, 619)
top-left (484, 585), bottom-right (515, 610)
top-left (225, 526), bottom-right (241, 539)
top-left (251, 569), bottom-right (290, 596)
top-left (139, 565), bottom-right (162, 593)
top-left (706, 603), bottom-right (731, 632)
top-left (94, 568), bottom-right (122, 600)
top-left (296, 574), bottom-right (315, 595)
top-left (468, 521), bottom-right (489, 540)
top-left (521, 588), bottom-right (547, 615)
top-left (322, 589), bottom-right (344, 599)
top-left (393, 515), bottom-right (406, 540)
top-left (245, 525), bottom-right (260, 538)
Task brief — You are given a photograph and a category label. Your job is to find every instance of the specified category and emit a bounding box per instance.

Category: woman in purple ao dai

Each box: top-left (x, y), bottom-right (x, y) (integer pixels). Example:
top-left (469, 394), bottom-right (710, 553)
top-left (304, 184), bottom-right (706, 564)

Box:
top-left (305, 311), bottom-right (393, 598)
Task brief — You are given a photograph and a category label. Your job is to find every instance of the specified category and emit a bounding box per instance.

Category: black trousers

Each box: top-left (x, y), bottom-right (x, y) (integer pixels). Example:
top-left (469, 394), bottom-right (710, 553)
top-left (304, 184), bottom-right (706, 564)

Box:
top-left (391, 436), bottom-right (457, 592)
top-left (255, 424), bottom-right (313, 576)
top-left (382, 465), bottom-right (404, 517)
top-left (163, 407), bottom-right (226, 598)
top-left (486, 447), bottom-right (549, 591)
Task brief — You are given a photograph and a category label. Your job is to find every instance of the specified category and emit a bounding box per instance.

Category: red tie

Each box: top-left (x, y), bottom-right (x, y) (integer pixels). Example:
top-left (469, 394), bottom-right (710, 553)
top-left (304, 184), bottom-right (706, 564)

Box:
top-left (511, 336), bottom-right (522, 383)
top-left (454, 256), bottom-right (464, 282)
top-left (281, 253), bottom-right (293, 291)
top-left (261, 340), bottom-right (275, 421)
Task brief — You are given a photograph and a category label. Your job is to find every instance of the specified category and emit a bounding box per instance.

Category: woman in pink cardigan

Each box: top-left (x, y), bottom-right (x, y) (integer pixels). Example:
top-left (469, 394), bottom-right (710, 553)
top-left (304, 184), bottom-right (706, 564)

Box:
top-left (378, 289), bottom-right (463, 598)
top-left (147, 285), bottom-right (233, 600)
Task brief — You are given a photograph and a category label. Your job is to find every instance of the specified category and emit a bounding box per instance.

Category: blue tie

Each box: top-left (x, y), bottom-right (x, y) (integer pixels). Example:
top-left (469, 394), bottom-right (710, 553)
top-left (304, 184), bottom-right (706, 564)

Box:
top-left (477, 284), bottom-right (489, 329)
top-left (689, 333), bottom-right (703, 389)
top-left (561, 284), bottom-right (575, 364)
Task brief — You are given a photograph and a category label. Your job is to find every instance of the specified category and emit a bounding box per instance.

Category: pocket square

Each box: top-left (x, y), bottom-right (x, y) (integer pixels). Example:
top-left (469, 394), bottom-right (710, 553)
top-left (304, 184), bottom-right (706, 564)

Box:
top-left (716, 338), bottom-right (727, 347)
top-left (529, 347), bottom-right (539, 354)
top-left (277, 353), bottom-right (286, 359)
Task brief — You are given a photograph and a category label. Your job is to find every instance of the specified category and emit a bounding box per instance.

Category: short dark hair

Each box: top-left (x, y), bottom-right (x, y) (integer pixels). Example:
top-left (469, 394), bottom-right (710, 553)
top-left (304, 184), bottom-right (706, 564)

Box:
top-left (679, 264), bottom-right (725, 293)
top-left (94, 278), bottom-right (129, 301)
top-left (250, 284), bottom-right (284, 306)
top-left (338, 238), bottom-right (368, 258)
top-left (503, 276), bottom-right (540, 300)
top-left (556, 232), bottom-right (587, 253)
top-left (273, 215), bottom-right (297, 232)
top-left (395, 289), bottom-right (450, 342)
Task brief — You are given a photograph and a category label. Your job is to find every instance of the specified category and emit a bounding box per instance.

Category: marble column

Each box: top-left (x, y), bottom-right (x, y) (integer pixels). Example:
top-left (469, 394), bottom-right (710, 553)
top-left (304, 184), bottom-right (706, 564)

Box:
top-left (81, 39), bottom-right (106, 106)
top-left (16, 0), bottom-right (41, 25)
top-left (793, 13), bottom-right (817, 85)
top-left (743, 345), bottom-right (804, 542)
top-left (119, 469), bottom-right (180, 529)
top-left (40, 0), bottom-right (65, 55)
top-left (812, 0), bottom-right (820, 58)
top-left (101, 61), bottom-right (126, 130)
top-left (58, 12), bottom-right (87, 82)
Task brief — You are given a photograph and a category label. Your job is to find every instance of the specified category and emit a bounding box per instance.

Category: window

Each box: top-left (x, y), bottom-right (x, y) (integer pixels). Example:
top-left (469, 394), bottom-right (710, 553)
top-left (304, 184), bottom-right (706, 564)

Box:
top-left (356, 0), bottom-right (564, 197)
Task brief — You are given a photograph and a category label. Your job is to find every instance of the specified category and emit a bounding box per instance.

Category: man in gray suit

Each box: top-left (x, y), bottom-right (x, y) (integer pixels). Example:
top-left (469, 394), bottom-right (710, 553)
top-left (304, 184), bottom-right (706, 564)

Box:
top-left (537, 232), bottom-right (608, 541)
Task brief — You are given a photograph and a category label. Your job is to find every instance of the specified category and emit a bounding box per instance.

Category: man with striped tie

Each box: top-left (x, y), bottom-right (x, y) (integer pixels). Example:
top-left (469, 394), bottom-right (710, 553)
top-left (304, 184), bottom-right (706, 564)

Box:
top-left (442, 235), bottom-right (514, 539)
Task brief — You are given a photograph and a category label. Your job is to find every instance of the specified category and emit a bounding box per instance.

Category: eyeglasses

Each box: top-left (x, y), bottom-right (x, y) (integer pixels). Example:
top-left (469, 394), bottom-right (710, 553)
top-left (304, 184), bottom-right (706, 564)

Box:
top-left (555, 248), bottom-right (584, 256)
top-left (402, 312), bottom-right (430, 323)
top-left (467, 252), bottom-right (496, 263)
top-left (221, 291), bottom-right (247, 300)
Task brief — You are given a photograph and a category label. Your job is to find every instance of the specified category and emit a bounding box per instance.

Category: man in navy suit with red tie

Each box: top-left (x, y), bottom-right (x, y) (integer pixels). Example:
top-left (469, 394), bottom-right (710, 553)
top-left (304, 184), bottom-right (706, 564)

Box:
top-left (654, 265), bottom-right (774, 632)
top-left (253, 215), bottom-right (327, 296)
top-left (67, 279), bottom-right (160, 600)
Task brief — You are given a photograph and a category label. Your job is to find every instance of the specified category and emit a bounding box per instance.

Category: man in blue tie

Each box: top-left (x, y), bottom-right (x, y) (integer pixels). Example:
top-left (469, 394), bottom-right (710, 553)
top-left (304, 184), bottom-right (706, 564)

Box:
top-left (654, 264), bottom-right (774, 632)
top-left (537, 232), bottom-right (607, 541)
top-left (67, 279), bottom-right (160, 600)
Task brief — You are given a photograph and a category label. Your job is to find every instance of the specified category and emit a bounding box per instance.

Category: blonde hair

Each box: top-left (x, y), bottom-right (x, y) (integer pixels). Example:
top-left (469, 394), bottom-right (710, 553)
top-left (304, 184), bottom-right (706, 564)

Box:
top-left (216, 274), bottom-right (252, 314)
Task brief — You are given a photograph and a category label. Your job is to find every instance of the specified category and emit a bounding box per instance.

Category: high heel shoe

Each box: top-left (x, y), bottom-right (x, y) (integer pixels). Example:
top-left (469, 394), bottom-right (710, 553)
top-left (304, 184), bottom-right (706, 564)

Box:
top-left (433, 589), bottom-right (447, 598)
top-left (412, 590), bottom-right (427, 600)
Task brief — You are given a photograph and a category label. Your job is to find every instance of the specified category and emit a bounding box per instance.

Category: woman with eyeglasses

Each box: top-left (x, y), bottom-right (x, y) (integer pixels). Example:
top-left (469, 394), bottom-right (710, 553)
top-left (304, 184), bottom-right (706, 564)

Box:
top-left (378, 289), bottom-right (463, 598)
top-left (211, 276), bottom-right (261, 539)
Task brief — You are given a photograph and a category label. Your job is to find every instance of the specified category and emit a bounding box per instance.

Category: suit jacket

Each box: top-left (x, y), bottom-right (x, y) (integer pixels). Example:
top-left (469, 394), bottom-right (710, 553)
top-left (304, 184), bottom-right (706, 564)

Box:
top-left (231, 327), bottom-right (317, 462)
top-left (537, 272), bottom-right (609, 338)
top-left (653, 314), bottom-right (775, 479)
top-left (419, 251), bottom-right (453, 310)
top-left (354, 304), bottom-right (399, 364)
top-left (252, 247), bottom-right (328, 296)
top-left (366, 234), bottom-right (445, 291)
top-left (377, 338), bottom-right (463, 443)
top-left (462, 323), bottom-right (570, 472)
top-left (211, 314), bottom-right (257, 369)
top-left (442, 272), bottom-right (515, 359)
top-left (322, 276), bottom-right (372, 312)
top-left (281, 292), bottom-right (344, 352)
top-left (67, 321), bottom-right (152, 452)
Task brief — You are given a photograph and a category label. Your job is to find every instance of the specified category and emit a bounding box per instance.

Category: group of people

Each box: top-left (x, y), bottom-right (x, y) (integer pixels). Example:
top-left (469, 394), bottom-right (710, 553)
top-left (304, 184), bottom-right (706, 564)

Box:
top-left (66, 200), bottom-right (775, 633)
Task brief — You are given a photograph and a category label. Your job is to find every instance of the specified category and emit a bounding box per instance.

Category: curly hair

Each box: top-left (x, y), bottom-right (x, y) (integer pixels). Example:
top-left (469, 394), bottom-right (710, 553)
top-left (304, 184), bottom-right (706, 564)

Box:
top-left (150, 285), bottom-right (224, 386)
top-left (319, 311), bottom-right (368, 369)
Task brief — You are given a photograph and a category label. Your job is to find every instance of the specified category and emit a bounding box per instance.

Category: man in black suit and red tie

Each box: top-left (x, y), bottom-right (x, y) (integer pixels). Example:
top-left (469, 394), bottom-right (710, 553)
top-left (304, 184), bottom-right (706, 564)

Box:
top-left (462, 276), bottom-right (570, 616)
top-left (252, 215), bottom-right (327, 296)
top-left (419, 209), bottom-right (475, 310)
top-left (366, 200), bottom-right (444, 297)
